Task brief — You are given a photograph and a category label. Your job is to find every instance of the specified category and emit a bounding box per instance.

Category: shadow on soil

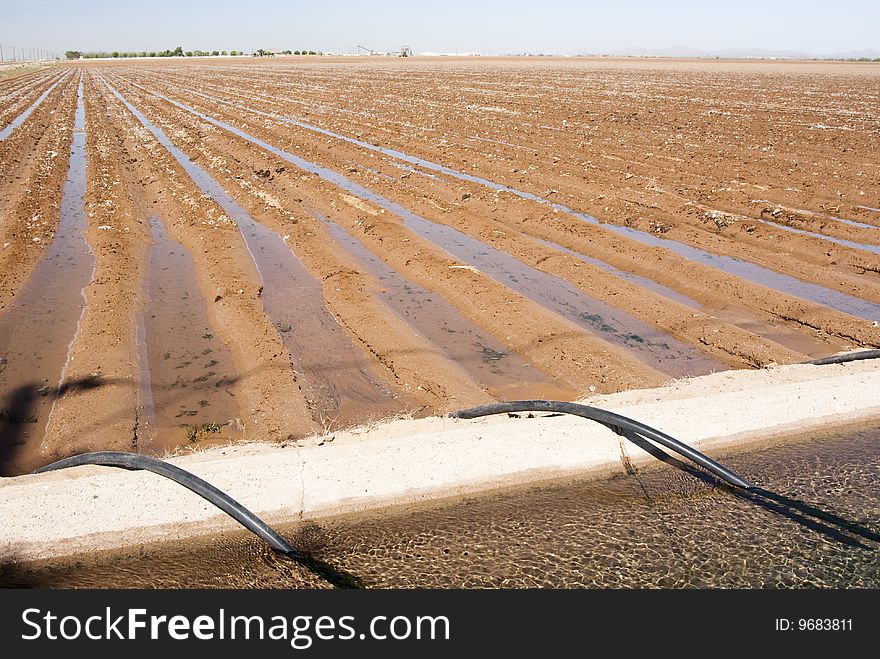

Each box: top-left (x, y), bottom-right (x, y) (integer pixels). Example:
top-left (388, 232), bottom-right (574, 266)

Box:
top-left (1, 328), bottom-right (612, 478)
top-left (0, 375), bottom-right (123, 476)
top-left (0, 559), bottom-right (54, 588)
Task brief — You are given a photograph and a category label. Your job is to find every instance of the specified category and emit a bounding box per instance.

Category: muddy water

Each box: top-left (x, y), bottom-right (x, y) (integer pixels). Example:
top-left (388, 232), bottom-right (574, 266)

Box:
top-left (0, 76), bottom-right (66, 141)
top-left (535, 239), bottom-right (839, 357)
top-left (139, 217), bottom-right (243, 452)
top-left (105, 82), bottom-right (402, 427)
top-left (604, 219), bottom-right (880, 320)
top-left (168, 85), bottom-right (880, 321)
top-left (758, 218), bottom-right (880, 256)
top-left (386, 202), bottom-right (722, 378)
top-left (7, 424), bottom-right (877, 588)
top-left (710, 309), bottom-right (838, 359)
top-left (0, 80), bottom-right (93, 475)
top-left (832, 215), bottom-right (877, 229)
top-left (137, 88), bottom-right (722, 379)
top-left (314, 212), bottom-right (577, 400)
top-left (536, 238), bottom-right (701, 308)
top-left (803, 209), bottom-right (877, 230)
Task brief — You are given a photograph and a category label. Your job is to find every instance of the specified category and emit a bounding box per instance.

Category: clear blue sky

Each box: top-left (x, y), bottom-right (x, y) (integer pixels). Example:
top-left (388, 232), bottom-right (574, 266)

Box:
top-left (1, 0), bottom-right (878, 57)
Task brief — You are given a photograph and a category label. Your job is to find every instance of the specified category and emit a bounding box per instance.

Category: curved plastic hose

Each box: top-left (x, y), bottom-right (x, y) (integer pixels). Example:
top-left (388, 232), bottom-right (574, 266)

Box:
top-left (36, 451), bottom-right (302, 559)
top-left (449, 400), bottom-right (754, 489)
top-left (803, 349), bottom-right (880, 366)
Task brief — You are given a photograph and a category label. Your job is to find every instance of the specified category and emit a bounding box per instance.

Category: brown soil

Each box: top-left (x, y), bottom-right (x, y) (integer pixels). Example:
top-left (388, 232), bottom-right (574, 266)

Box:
top-left (0, 70), bottom-right (63, 129)
top-left (41, 73), bottom-right (146, 461)
top-left (119, 66), bottom-right (878, 352)
top-left (1, 59), bottom-right (878, 475)
top-left (0, 75), bottom-right (77, 311)
top-left (83, 74), bottom-right (319, 445)
top-left (110, 78), bottom-right (668, 391)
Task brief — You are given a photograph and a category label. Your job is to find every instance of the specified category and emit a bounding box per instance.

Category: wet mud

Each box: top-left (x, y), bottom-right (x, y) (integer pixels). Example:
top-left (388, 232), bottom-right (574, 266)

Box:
top-left (140, 217), bottom-right (244, 451)
top-left (0, 79), bottom-right (93, 475)
top-left (2, 59), bottom-right (878, 470)
top-left (107, 81), bottom-right (403, 426)
top-left (314, 211), bottom-right (576, 400)
top-left (133, 86), bottom-right (721, 378)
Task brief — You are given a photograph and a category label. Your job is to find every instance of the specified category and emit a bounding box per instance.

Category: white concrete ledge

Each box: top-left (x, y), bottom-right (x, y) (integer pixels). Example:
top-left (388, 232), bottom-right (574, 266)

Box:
top-left (2, 361), bottom-right (879, 562)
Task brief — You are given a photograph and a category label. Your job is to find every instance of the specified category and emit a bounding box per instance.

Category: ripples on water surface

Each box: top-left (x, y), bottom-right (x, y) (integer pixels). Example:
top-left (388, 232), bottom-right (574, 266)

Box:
top-left (4, 425), bottom-right (878, 588)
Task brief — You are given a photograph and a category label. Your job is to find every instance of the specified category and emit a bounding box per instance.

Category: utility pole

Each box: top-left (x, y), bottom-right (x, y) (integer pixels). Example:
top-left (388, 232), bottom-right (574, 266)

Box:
top-left (0, 44), bottom-right (4, 62)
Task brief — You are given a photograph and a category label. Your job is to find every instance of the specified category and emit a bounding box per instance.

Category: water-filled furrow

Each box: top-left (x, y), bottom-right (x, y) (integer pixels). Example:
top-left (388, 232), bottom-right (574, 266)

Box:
top-left (0, 73), bottom-right (62, 123)
top-left (0, 79), bottom-right (94, 475)
top-left (758, 218), bottom-right (880, 256)
top-left (104, 81), bottom-right (400, 424)
top-left (796, 208), bottom-right (877, 229)
top-left (129, 83), bottom-right (721, 378)
top-left (149, 82), bottom-right (880, 321)
top-left (830, 214), bottom-right (877, 229)
top-left (0, 75), bottom-right (67, 141)
top-left (312, 212), bottom-right (577, 400)
top-left (536, 237), bottom-right (863, 357)
top-left (140, 217), bottom-right (244, 452)
top-left (536, 238), bottom-right (701, 309)
top-left (133, 313), bottom-right (155, 449)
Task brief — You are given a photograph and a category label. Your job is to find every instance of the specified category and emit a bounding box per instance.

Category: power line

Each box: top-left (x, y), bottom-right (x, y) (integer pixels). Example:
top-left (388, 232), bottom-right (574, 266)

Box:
top-left (0, 45), bottom-right (56, 62)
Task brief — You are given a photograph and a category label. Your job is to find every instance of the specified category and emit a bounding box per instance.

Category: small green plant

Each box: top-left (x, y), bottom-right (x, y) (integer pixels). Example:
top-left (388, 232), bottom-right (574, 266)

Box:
top-left (185, 422), bottom-right (222, 443)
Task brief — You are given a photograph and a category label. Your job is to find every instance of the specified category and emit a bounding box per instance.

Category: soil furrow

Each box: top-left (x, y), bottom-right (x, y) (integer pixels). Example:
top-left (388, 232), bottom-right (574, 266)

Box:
top-left (0, 76), bottom-right (93, 474)
top-left (0, 76), bottom-right (67, 141)
top-left (101, 78), bottom-right (589, 400)
top-left (104, 80), bottom-right (453, 426)
top-left (312, 211), bottom-right (577, 400)
top-left (0, 71), bottom-right (65, 130)
top-left (110, 75), bottom-right (674, 388)
top-left (4, 59), bottom-right (877, 470)
top-left (122, 77), bottom-right (873, 359)
top-left (0, 74), bottom-right (78, 311)
top-left (87, 75), bottom-right (318, 444)
top-left (187, 80), bottom-right (880, 307)
top-left (130, 73), bottom-right (880, 315)
top-left (139, 215), bottom-right (244, 451)
top-left (136, 64), bottom-right (880, 231)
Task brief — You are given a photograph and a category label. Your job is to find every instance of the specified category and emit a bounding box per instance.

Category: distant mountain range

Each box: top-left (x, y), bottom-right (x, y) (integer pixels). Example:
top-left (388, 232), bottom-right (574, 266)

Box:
top-left (610, 45), bottom-right (880, 60)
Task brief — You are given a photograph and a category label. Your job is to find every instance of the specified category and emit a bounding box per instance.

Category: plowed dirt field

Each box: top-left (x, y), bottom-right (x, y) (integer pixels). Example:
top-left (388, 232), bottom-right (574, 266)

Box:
top-left (1, 57), bottom-right (877, 475)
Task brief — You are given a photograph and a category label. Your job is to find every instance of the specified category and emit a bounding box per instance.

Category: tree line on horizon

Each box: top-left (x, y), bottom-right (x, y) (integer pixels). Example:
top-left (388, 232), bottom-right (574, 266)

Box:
top-left (65, 46), bottom-right (323, 60)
